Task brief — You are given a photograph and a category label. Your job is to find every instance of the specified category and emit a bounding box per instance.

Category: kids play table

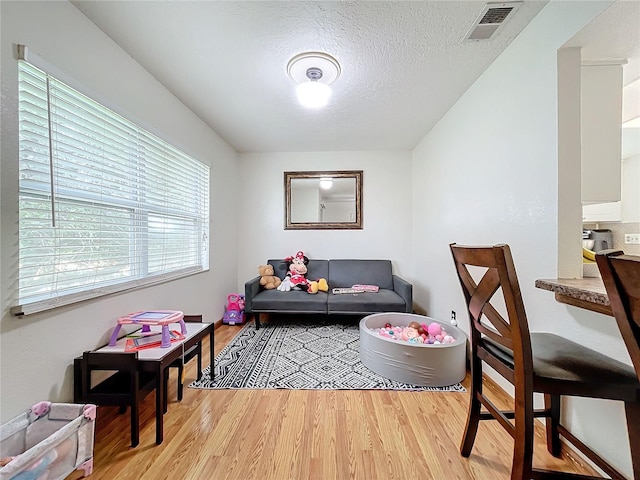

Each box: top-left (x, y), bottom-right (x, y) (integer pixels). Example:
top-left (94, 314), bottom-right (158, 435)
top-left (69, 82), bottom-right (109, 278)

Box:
top-left (108, 310), bottom-right (187, 348)
top-left (74, 321), bottom-right (214, 446)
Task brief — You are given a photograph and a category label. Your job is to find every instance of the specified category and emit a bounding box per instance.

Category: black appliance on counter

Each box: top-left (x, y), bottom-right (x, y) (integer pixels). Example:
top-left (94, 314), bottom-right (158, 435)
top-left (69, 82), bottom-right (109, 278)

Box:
top-left (583, 229), bottom-right (613, 252)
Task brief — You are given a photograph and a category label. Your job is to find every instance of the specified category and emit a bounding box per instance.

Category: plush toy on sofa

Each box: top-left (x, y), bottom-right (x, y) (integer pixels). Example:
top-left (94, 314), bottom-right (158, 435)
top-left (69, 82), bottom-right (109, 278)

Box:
top-left (277, 251), bottom-right (328, 294)
top-left (258, 264), bottom-right (281, 290)
top-left (308, 278), bottom-right (329, 294)
top-left (277, 251), bottom-right (311, 292)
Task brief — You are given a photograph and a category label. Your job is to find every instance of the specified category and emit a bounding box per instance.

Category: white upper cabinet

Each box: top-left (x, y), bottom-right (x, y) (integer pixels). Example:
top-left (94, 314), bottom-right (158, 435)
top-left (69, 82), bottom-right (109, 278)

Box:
top-left (582, 200), bottom-right (622, 222)
top-left (581, 63), bottom-right (623, 204)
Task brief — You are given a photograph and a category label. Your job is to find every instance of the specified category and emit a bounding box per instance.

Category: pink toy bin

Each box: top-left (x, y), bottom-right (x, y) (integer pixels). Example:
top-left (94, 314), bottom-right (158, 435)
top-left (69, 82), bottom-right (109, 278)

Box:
top-left (0, 402), bottom-right (96, 480)
top-left (359, 313), bottom-right (467, 387)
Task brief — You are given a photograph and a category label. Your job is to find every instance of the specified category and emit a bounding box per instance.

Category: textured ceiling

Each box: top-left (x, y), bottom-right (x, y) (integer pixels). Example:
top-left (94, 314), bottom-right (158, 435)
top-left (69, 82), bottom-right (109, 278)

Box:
top-left (564, 0), bottom-right (639, 159)
top-left (71, 1), bottom-right (552, 152)
top-left (564, 0), bottom-right (640, 85)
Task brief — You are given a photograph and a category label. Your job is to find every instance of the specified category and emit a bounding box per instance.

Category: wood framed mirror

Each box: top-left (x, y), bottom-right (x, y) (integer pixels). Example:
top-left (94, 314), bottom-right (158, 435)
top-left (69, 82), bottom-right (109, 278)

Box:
top-left (284, 170), bottom-right (363, 230)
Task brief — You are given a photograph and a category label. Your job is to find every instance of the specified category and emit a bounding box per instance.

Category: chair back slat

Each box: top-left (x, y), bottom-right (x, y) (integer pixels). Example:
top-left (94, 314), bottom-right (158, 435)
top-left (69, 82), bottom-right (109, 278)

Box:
top-left (473, 273), bottom-right (513, 340)
top-left (468, 269), bottom-right (500, 320)
top-left (83, 351), bottom-right (139, 370)
top-left (454, 257), bottom-right (511, 337)
top-left (597, 251), bottom-right (640, 380)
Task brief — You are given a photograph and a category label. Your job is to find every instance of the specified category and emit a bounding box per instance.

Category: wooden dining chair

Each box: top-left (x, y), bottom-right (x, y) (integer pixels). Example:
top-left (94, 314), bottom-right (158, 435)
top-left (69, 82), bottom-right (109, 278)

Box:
top-left (450, 243), bottom-right (640, 479)
top-left (79, 351), bottom-right (157, 447)
top-left (164, 314), bottom-right (203, 409)
top-left (597, 250), bottom-right (640, 475)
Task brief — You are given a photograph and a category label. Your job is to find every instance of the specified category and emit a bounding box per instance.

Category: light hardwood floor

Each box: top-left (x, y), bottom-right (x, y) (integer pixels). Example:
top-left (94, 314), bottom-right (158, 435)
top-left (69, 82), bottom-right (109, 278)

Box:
top-left (68, 322), bottom-right (599, 480)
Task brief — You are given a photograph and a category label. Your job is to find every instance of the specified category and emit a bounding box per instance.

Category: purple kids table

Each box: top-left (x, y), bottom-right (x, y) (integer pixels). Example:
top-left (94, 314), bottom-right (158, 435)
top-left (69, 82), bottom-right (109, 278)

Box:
top-left (108, 310), bottom-right (186, 348)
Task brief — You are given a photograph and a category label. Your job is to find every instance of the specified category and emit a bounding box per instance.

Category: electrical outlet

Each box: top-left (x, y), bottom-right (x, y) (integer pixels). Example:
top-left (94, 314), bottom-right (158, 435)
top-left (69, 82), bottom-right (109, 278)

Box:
top-left (625, 234), bottom-right (640, 245)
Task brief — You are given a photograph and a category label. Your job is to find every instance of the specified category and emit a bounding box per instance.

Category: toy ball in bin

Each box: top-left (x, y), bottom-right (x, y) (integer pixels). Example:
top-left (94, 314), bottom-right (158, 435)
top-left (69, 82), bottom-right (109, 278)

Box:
top-left (223, 294), bottom-right (245, 325)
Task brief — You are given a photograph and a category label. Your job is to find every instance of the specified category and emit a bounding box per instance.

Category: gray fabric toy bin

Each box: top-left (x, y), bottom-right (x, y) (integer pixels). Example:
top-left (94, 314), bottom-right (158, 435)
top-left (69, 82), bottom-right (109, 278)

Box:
top-left (0, 402), bottom-right (96, 480)
top-left (359, 313), bottom-right (466, 387)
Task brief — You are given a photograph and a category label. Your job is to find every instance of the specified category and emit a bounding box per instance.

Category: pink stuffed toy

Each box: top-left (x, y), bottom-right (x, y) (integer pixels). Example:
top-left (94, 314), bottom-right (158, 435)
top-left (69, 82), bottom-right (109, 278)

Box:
top-left (276, 251), bottom-right (329, 294)
top-left (277, 251), bottom-right (312, 292)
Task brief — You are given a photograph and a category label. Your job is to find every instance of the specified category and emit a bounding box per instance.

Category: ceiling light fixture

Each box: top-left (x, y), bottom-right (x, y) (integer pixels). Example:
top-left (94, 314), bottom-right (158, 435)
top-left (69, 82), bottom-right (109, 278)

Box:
top-left (319, 177), bottom-right (333, 190)
top-left (287, 52), bottom-right (340, 109)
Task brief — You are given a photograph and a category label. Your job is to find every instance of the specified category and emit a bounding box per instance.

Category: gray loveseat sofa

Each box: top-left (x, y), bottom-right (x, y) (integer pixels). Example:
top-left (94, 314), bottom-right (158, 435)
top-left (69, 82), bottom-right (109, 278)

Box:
top-left (244, 259), bottom-right (412, 329)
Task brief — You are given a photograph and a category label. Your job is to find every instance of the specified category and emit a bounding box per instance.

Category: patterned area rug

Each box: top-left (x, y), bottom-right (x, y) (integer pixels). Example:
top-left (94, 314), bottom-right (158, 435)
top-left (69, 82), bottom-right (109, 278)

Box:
top-left (190, 317), bottom-right (465, 391)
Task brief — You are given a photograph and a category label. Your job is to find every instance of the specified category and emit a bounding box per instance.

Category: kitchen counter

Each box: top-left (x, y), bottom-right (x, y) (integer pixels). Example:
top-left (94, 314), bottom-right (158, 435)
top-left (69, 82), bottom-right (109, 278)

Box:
top-left (535, 277), bottom-right (612, 316)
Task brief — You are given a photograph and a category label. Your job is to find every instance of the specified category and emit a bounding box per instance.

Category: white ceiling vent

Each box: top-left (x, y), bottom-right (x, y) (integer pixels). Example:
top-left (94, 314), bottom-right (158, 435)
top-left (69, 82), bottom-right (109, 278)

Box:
top-left (464, 2), bottom-right (522, 41)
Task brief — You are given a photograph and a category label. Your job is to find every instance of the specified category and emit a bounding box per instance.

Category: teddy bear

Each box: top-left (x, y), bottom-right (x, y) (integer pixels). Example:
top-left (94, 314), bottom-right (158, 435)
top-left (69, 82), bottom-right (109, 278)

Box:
top-left (258, 264), bottom-right (281, 290)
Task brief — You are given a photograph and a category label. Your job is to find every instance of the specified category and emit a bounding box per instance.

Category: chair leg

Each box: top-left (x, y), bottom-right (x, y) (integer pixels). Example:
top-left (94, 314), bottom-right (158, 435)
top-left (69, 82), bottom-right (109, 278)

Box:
top-left (163, 368), bottom-right (169, 413)
top-left (460, 357), bottom-right (482, 457)
top-left (544, 393), bottom-right (561, 456)
top-left (511, 388), bottom-right (535, 480)
top-left (130, 399), bottom-right (139, 447)
top-left (197, 347), bottom-right (202, 379)
top-left (177, 365), bottom-right (184, 401)
top-left (255, 313), bottom-right (261, 330)
top-left (625, 401), bottom-right (640, 480)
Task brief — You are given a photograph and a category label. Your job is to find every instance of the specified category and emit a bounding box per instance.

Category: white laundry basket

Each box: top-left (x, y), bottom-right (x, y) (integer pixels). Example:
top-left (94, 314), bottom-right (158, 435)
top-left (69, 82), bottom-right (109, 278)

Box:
top-left (0, 402), bottom-right (96, 480)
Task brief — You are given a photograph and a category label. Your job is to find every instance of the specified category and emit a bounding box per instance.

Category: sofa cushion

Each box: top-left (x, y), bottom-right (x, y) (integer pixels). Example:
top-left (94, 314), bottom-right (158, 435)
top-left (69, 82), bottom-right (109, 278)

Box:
top-left (251, 289), bottom-right (328, 313)
top-left (327, 289), bottom-right (406, 313)
top-left (268, 259), bottom-right (329, 282)
top-left (328, 259), bottom-right (394, 290)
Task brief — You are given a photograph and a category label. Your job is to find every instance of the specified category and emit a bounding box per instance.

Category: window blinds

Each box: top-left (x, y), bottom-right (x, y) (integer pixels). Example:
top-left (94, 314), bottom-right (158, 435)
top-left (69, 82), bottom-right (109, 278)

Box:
top-left (13, 56), bottom-right (210, 316)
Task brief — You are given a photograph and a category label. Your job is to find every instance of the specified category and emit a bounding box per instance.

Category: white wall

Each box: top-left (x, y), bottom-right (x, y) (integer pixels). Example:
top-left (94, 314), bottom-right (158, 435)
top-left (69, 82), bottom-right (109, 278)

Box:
top-left (0, 1), bottom-right (238, 421)
top-left (323, 200), bottom-right (353, 223)
top-left (412, 0), bottom-right (636, 475)
top-left (291, 185), bottom-right (320, 222)
top-left (622, 154), bottom-right (640, 222)
top-left (237, 151), bottom-right (412, 288)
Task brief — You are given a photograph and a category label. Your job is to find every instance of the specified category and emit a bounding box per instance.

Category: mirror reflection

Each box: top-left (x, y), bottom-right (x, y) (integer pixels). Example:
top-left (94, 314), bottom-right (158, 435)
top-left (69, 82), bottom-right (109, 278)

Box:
top-left (285, 170), bottom-right (362, 230)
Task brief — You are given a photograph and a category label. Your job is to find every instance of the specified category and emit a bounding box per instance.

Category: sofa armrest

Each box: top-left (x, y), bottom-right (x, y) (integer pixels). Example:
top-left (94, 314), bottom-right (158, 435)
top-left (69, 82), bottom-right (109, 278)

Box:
top-left (393, 275), bottom-right (413, 313)
top-left (244, 276), bottom-right (261, 313)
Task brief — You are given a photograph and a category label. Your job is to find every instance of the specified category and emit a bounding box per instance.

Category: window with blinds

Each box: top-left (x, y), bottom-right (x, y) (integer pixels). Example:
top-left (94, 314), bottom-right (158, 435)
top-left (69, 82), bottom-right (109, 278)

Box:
top-left (14, 60), bottom-right (210, 316)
